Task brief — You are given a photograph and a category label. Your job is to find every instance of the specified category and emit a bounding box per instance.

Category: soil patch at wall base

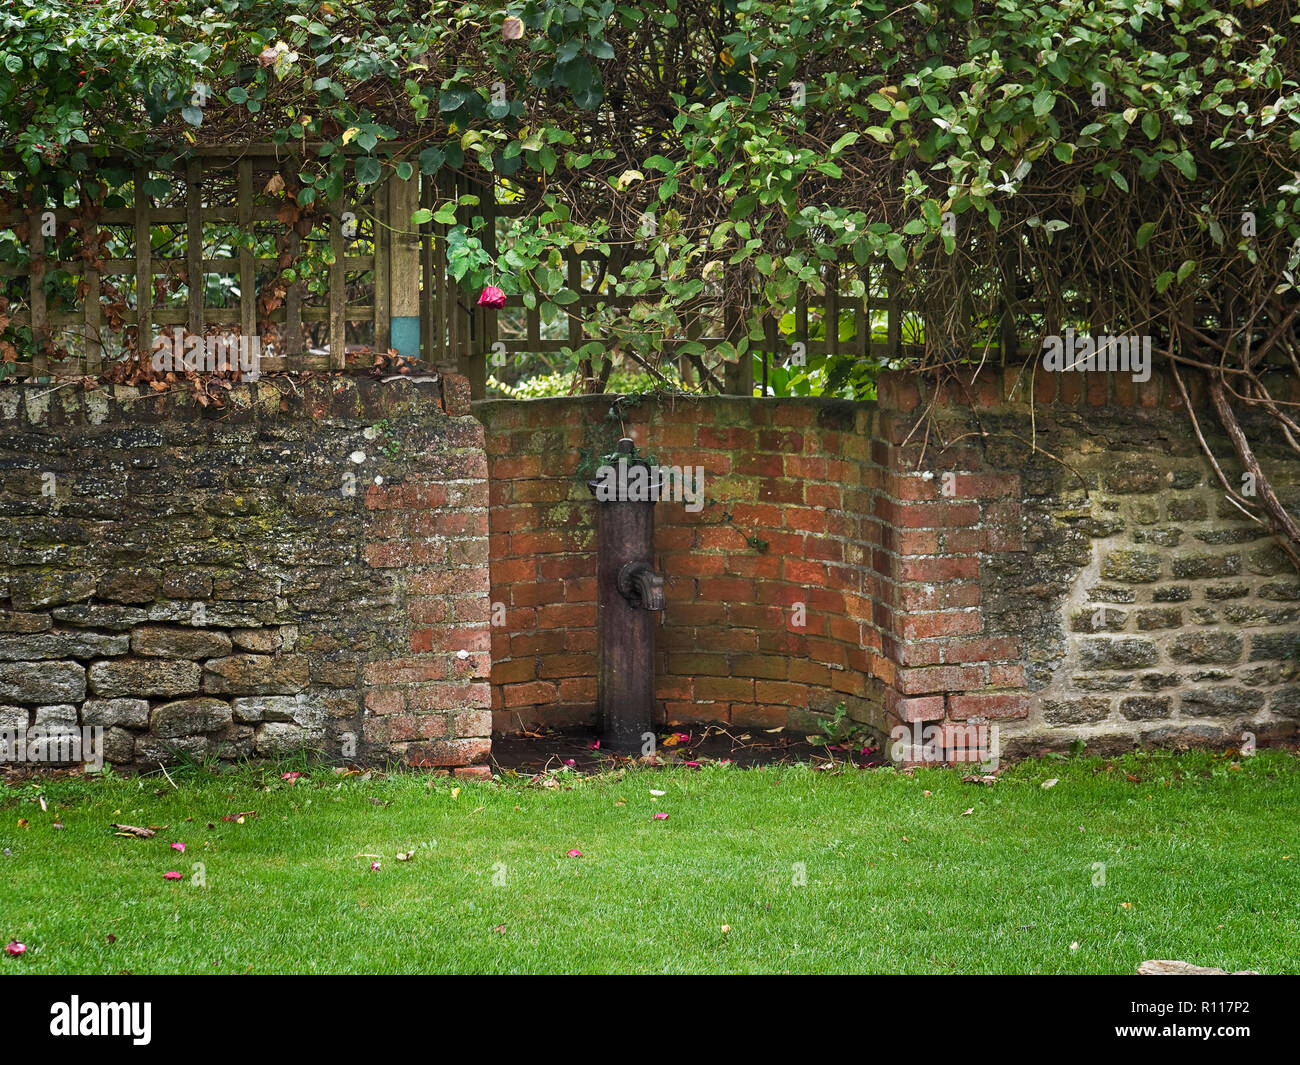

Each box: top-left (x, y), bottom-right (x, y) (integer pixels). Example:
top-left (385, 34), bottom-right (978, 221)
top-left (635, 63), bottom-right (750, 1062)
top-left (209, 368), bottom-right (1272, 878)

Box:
top-left (490, 724), bottom-right (889, 775)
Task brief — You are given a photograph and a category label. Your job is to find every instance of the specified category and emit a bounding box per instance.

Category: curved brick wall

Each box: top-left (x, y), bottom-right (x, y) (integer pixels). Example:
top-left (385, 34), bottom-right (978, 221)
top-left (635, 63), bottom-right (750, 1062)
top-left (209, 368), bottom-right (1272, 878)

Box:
top-left (5, 366), bottom-right (1294, 774)
top-left (476, 395), bottom-right (887, 735)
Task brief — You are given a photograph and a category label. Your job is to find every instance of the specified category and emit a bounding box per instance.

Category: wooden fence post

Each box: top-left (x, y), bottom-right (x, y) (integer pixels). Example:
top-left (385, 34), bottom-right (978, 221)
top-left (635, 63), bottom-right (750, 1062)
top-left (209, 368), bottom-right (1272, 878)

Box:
top-left (185, 158), bottom-right (203, 339)
top-left (29, 203), bottom-right (48, 379)
top-left (82, 179), bottom-right (103, 374)
top-left (135, 168), bottom-right (154, 364)
top-left (237, 160), bottom-right (255, 350)
top-left (424, 171), bottom-right (443, 368)
top-left (372, 177), bottom-right (390, 352)
top-left (478, 182), bottom-right (497, 399)
top-left (455, 172), bottom-right (487, 398)
top-left (328, 199), bottom-right (346, 369)
top-left (389, 171), bottom-right (422, 358)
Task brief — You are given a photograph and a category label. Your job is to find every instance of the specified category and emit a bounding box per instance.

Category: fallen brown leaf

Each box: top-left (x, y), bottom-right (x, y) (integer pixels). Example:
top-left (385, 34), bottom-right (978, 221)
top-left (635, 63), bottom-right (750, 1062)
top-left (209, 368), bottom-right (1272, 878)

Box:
top-left (111, 824), bottom-right (160, 838)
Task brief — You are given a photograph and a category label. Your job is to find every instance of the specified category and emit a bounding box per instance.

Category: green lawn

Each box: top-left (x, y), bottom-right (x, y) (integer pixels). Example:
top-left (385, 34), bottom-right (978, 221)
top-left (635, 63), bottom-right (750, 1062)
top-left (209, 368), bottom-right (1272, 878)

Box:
top-left (2, 749), bottom-right (1298, 974)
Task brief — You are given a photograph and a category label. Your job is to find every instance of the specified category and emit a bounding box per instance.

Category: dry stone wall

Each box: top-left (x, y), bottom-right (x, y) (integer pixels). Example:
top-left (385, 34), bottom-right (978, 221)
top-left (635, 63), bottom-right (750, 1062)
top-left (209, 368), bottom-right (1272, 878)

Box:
top-left (0, 374), bottom-right (491, 775)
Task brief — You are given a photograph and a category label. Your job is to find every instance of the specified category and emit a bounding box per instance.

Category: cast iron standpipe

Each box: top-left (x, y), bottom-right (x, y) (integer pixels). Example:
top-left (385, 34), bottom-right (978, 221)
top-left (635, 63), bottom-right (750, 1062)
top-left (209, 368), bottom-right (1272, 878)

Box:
top-left (588, 438), bottom-right (665, 753)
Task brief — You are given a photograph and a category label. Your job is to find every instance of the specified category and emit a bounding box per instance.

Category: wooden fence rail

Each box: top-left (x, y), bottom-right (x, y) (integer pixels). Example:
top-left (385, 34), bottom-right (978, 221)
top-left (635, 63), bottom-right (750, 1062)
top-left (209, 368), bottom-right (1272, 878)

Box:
top-left (0, 143), bottom-right (1005, 396)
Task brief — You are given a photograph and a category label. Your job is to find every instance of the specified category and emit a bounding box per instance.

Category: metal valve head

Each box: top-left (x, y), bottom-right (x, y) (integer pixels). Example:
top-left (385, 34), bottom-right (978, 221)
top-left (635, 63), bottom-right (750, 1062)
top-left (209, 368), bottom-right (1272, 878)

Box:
top-left (617, 561), bottom-right (665, 611)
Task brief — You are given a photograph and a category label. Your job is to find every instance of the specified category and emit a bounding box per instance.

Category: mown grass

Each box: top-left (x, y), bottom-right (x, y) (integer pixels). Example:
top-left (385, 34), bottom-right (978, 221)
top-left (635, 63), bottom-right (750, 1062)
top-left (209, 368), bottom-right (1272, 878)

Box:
top-left (1, 749), bottom-right (1298, 974)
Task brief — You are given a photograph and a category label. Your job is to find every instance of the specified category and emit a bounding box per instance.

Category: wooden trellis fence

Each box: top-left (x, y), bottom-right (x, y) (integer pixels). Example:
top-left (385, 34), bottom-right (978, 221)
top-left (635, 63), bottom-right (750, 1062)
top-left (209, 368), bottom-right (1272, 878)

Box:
top-left (476, 190), bottom-right (932, 398)
top-left (0, 143), bottom-right (948, 396)
top-left (0, 146), bottom-right (404, 377)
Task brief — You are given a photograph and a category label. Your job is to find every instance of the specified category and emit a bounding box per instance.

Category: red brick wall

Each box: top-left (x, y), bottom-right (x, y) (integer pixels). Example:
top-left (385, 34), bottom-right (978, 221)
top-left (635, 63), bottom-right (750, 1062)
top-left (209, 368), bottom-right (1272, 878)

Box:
top-left (869, 376), bottom-right (1029, 760)
top-left (476, 396), bottom-right (889, 736)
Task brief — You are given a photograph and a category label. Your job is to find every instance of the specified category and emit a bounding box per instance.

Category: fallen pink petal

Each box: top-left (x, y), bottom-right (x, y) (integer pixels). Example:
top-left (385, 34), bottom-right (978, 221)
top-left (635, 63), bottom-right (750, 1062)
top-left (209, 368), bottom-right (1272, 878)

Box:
top-left (163, 871), bottom-right (182, 880)
top-left (477, 285), bottom-right (506, 309)
top-left (170, 842), bottom-right (185, 852)
top-left (684, 761), bottom-right (701, 768)
top-left (566, 848), bottom-right (582, 858)
top-left (281, 772), bottom-right (301, 781)
top-left (4, 941), bottom-right (25, 956)
top-left (370, 861), bottom-right (381, 872)
top-left (653, 812), bottom-right (669, 820)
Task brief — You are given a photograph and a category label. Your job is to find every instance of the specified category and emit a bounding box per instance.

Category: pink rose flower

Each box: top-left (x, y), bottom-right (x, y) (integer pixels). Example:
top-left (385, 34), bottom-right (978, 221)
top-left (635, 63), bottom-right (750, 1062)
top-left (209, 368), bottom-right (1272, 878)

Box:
top-left (477, 285), bottom-right (506, 309)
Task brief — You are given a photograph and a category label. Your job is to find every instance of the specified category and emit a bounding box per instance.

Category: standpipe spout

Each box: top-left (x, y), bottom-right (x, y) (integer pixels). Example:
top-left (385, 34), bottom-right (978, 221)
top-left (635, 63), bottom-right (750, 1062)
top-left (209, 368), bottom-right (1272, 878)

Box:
top-left (617, 561), bottom-right (665, 611)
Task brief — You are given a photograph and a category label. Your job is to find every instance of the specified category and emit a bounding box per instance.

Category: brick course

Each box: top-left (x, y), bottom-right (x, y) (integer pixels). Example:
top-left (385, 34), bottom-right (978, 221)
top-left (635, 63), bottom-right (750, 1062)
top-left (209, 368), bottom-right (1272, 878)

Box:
top-left (476, 395), bottom-right (889, 737)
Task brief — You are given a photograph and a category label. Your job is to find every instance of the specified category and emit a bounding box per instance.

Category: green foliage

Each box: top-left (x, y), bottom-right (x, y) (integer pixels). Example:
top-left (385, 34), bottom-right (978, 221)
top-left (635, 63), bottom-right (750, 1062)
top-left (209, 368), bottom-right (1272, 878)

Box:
top-left (1, 0), bottom-right (1297, 395)
top-left (812, 701), bottom-right (874, 749)
top-left (0, 0), bottom-right (207, 173)
top-left (371, 418), bottom-right (403, 458)
top-left (489, 367), bottom-right (670, 398)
